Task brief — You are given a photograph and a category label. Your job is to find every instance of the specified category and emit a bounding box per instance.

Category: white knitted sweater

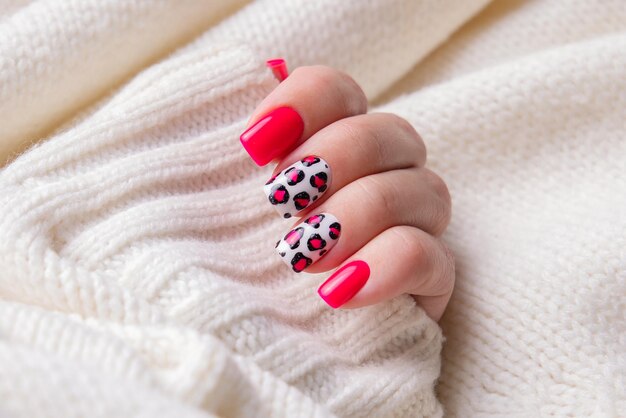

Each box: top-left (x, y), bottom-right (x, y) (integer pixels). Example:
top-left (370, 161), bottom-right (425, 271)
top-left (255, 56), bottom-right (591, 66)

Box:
top-left (0, 1), bottom-right (624, 417)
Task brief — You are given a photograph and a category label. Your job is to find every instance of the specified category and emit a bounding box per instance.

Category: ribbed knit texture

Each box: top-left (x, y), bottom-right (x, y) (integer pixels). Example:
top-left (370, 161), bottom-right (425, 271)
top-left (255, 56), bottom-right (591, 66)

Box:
top-left (0, 0), bottom-right (624, 417)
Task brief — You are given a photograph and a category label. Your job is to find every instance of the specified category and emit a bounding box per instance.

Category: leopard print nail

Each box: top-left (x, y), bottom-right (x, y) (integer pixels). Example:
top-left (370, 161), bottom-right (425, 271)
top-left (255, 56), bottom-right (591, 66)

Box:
top-left (264, 155), bottom-right (331, 218)
top-left (275, 213), bottom-right (341, 273)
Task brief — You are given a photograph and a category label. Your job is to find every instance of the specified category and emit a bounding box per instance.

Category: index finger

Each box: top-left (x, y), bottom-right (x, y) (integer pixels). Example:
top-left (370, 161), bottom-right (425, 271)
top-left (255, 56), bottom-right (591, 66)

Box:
top-left (239, 65), bottom-right (367, 166)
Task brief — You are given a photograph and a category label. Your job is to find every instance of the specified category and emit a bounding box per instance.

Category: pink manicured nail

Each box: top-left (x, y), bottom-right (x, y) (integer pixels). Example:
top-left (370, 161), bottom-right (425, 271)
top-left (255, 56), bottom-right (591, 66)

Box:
top-left (264, 155), bottom-right (331, 218)
top-left (240, 106), bottom-right (304, 166)
top-left (318, 260), bottom-right (370, 308)
top-left (266, 58), bottom-right (289, 82)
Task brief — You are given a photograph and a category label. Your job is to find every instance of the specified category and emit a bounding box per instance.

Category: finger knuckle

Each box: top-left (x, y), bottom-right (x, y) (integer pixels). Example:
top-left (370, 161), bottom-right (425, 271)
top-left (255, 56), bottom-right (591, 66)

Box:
top-left (396, 229), bottom-right (455, 296)
top-left (397, 118), bottom-right (426, 163)
top-left (433, 241), bottom-right (456, 294)
top-left (336, 116), bottom-right (387, 165)
top-left (386, 113), bottom-right (419, 138)
top-left (356, 175), bottom-right (397, 220)
top-left (393, 227), bottom-right (429, 264)
top-left (291, 65), bottom-right (338, 96)
top-left (441, 241), bottom-right (455, 268)
top-left (295, 65), bottom-right (367, 116)
top-left (340, 72), bottom-right (368, 115)
top-left (391, 228), bottom-right (442, 294)
top-left (373, 113), bottom-right (427, 164)
top-left (424, 169), bottom-right (452, 235)
top-left (333, 118), bottom-right (362, 146)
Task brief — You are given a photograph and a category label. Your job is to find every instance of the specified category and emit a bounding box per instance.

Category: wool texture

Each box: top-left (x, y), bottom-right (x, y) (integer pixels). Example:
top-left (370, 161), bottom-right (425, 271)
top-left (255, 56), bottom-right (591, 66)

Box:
top-left (0, 0), bottom-right (624, 417)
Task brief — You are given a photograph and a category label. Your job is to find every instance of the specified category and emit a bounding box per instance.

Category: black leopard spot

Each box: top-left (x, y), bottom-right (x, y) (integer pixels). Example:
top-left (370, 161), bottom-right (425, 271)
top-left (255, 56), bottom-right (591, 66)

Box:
top-left (328, 222), bottom-right (341, 239)
top-left (304, 214), bottom-right (325, 228)
top-left (283, 227), bottom-right (304, 249)
top-left (309, 172), bottom-right (328, 192)
top-left (285, 167), bottom-right (305, 186)
top-left (268, 184), bottom-right (289, 205)
top-left (307, 234), bottom-right (326, 251)
top-left (301, 156), bottom-right (320, 167)
top-left (293, 191), bottom-right (311, 210)
top-left (319, 249), bottom-right (327, 257)
top-left (290, 252), bottom-right (312, 273)
top-left (284, 213), bottom-right (292, 219)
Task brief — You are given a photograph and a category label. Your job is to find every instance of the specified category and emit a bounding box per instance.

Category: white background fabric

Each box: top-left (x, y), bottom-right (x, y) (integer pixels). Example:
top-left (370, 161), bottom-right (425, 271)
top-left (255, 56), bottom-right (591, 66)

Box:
top-left (0, 0), bottom-right (624, 417)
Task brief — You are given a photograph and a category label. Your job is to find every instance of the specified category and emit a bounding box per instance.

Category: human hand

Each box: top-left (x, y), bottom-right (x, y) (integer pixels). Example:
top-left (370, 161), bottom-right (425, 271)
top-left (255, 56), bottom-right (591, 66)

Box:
top-left (240, 64), bottom-right (454, 321)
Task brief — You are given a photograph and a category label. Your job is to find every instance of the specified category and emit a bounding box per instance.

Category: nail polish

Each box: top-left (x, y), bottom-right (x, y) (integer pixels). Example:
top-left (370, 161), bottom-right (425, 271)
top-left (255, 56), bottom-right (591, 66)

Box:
top-left (275, 213), bottom-right (341, 273)
top-left (264, 155), bottom-right (331, 218)
top-left (240, 106), bottom-right (304, 166)
top-left (266, 58), bottom-right (289, 82)
top-left (318, 260), bottom-right (370, 308)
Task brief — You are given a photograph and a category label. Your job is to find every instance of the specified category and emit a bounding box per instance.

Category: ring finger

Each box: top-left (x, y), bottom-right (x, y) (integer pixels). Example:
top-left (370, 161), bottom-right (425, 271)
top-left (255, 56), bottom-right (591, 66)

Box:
top-left (274, 166), bottom-right (451, 274)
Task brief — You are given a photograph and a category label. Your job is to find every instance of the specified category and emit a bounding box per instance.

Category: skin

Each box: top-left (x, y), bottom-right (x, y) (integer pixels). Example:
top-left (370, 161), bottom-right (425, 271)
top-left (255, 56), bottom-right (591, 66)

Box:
top-left (247, 65), bottom-right (455, 322)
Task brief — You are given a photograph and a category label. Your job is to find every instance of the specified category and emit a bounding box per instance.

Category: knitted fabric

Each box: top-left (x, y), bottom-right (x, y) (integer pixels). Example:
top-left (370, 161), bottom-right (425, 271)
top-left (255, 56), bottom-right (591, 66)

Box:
top-left (0, 0), bottom-right (624, 417)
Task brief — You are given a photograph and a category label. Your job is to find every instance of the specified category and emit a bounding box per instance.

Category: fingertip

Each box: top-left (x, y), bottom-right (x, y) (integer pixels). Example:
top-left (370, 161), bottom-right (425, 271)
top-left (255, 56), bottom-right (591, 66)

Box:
top-left (239, 106), bottom-right (304, 166)
top-left (318, 260), bottom-right (370, 309)
top-left (240, 65), bottom-right (367, 165)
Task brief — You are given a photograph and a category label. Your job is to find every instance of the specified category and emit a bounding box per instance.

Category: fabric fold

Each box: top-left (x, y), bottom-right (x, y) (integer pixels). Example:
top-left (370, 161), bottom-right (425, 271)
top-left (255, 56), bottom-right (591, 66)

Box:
top-left (0, 0), bottom-right (251, 161)
top-left (0, 30), bottom-right (443, 418)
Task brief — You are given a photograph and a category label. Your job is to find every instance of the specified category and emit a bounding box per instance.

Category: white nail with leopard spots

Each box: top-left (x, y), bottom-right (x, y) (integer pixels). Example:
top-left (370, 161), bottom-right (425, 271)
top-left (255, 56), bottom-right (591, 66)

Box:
top-left (275, 213), bottom-right (341, 273)
top-left (264, 155), bottom-right (331, 219)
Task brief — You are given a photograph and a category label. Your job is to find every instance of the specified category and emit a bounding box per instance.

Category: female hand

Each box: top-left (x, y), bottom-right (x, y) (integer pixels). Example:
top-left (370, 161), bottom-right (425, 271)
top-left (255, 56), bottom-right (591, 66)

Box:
top-left (240, 65), bottom-right (454, 321)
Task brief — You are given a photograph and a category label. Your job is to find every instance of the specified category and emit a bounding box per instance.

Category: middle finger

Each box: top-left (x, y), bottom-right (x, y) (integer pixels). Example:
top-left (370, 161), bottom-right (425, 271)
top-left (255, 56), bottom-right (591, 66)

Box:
top-left (263, 112), bottom-right (426, 219)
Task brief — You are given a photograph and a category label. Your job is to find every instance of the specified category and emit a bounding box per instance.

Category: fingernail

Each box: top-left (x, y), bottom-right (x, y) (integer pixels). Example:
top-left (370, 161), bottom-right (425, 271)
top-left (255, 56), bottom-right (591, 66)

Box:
top-left (264, 155), bottom-right (331, 219)
top-left (266, 58), bottom-right (289, 82)
top-left (318, 260), bottom-right (370, 308)
top-left (240, 107), bottom-right (304, 166)
top-left (275, 213), bottom-right (341, 273)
